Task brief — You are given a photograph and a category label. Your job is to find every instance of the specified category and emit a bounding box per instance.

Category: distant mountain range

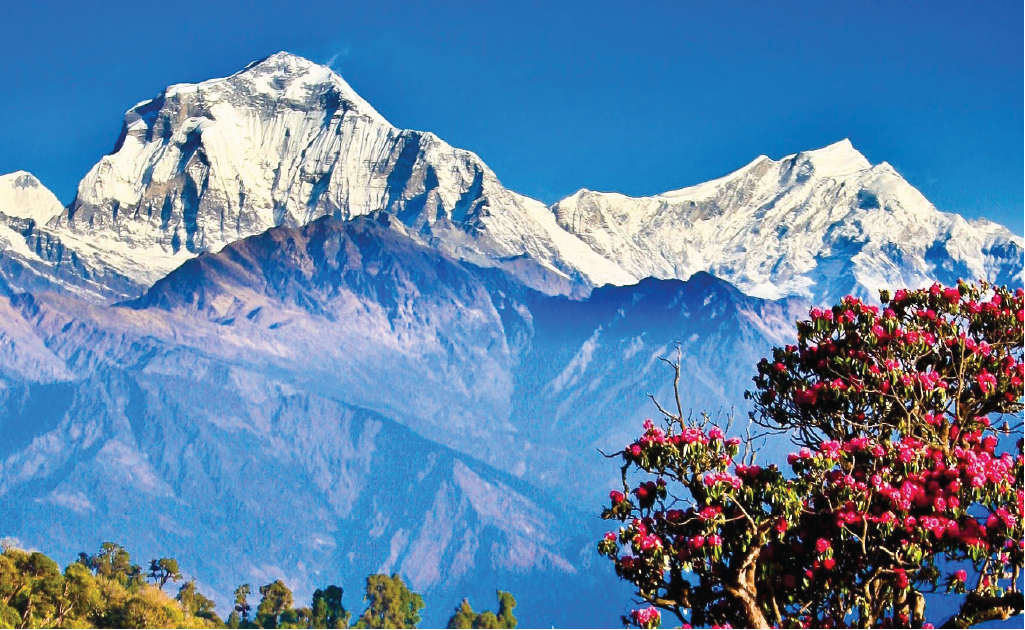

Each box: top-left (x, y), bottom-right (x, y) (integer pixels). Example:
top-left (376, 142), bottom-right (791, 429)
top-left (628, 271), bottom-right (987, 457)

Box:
top-left (0, 52), bottom-right (1020, 626)
top-left (2, 52), bottom-right (1020, 304)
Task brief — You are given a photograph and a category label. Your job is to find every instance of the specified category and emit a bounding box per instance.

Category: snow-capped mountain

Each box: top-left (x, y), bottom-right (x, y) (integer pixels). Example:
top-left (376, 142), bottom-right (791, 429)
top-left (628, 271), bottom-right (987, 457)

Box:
top-left (0, 171), bottom-right (131, 298)
top-left (0, 171), bottom-right (63, 222)
top-left (2, 52), bottom-right (1018, 306)
top-left (552, 139), bottom-right (1023, 303)
top-left (45, 51), bottom-right (632, 299)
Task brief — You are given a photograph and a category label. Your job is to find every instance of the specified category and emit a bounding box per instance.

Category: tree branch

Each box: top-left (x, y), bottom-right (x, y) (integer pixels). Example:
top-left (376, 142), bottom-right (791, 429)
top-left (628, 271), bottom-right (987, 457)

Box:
top-left (940, 591), bottom-right (1025, 629)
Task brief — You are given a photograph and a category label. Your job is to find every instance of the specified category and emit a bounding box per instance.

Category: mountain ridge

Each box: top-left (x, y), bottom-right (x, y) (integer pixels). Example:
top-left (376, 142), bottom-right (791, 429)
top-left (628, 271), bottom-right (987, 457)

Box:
top-left (552, 138), bottom-right (1022, 302)
top-left (0, 52), bottom-right (1020, 306)
top-left (47, 51), bottom-right (634, 299)
top-left (0, 213), bottom-right (801, 624)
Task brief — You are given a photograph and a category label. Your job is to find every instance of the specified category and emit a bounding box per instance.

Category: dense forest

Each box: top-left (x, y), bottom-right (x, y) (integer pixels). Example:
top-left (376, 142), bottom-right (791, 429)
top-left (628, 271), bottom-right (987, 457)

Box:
top-left (0, 541), bottom-right (515, 629)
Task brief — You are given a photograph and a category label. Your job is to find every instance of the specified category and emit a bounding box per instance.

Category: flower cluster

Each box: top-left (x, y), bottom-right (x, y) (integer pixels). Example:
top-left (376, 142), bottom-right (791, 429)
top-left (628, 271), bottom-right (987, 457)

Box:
top-left (753, 283), bottom-right (1024, 443)
top-left (629, 606), bottom-right (661, 629)
top-left (601, 281), bottom-right (1023, 629)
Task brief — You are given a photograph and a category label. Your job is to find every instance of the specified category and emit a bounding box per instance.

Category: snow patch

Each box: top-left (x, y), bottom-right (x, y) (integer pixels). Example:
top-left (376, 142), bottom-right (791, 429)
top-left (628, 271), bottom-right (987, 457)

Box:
top-left (546, 328), bottom-right (601, 394)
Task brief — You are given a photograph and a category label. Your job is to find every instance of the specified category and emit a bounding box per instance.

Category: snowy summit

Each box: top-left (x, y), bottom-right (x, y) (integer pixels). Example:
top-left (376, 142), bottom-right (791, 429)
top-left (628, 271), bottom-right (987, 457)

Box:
top-left (0, 53), bottom-right (1021, 304)
top-left (553, 138), bottom-right (1022, 302)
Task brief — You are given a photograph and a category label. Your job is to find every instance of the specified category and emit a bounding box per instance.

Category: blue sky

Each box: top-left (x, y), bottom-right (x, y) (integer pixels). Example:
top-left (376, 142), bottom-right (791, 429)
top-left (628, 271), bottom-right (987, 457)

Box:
top-left (1, 0), bottom-right (1021, 233)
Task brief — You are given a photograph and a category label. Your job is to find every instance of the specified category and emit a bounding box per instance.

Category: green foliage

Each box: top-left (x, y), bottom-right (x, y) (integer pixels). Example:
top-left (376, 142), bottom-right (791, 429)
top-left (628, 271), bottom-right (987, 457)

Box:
top-left (0, 603), bottom-right (19, 629)
top-left (446, 600), bottom-right (476, 629)
top-left (446, 591), bottom-right (517, 629)
top-left (494, 591), bottom-right (515, 629)
top-left (234, 583), bottom-right (253, 624)
top-left (311, 585), bottom-right (351, 629)
top-left (256, 580), bottom-right (295, 629)
top-left (353, 574), bottom-right (424, 629)
top-left (62, 562), bottom-right (102, 626)
top-left (149, 557), bottom-right (183, 590)
top-left (178, 579), bottom-right (221, 622)
top-left (0, 542), bottom-right (513, 629)
top-left (0, 542), bottom-right (219, 629)
top-left (0, 547), bottom-right (64, 628)
top-left (80, 542), bottom-right (143, 587)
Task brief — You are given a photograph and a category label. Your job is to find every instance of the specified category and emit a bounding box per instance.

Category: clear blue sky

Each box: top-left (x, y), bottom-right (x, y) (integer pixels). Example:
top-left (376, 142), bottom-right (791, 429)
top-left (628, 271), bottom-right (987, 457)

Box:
top-left (1, 0), bottom-right (1021, 233)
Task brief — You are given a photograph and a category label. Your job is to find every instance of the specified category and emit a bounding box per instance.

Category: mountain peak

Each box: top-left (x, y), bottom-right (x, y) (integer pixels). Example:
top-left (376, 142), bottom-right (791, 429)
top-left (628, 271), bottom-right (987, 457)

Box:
top-left (244, 50), bottom-right (319, 71)
top-left (789, 138), bottom-right (872, 177)
top-left (233, 51), bottom-right (335, 90)
top-left (0, 170), bottom-right (64, 222)
top-left (2, 169), bottom-right (52, 187)
top-left (141, 51), bottom-right (389, 127)
top-left (1, 170), bottom-right (41, 188)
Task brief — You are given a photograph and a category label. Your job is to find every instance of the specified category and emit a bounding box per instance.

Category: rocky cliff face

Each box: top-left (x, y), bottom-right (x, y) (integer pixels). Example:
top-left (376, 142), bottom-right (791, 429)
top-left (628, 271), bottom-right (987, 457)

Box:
top-left (1, 171), bottom-right (137, 299)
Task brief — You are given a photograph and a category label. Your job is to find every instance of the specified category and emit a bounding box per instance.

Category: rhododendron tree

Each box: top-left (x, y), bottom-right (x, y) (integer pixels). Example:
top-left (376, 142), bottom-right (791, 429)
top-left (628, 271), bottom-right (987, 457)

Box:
top-left (599, 281), bottom-right (1023, 629)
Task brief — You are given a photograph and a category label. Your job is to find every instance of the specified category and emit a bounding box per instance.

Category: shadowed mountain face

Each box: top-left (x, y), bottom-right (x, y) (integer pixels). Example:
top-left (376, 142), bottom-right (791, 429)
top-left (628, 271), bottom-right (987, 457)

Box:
top-left (129, 216), bottom-right (804, 501)
top-left (0, 216), bottom-right (800, 625)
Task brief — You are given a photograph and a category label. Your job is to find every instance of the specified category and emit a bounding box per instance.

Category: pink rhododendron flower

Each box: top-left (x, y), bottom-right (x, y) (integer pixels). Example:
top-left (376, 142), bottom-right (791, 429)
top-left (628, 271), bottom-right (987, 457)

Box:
top-left (630, 607), bottom-right (660, 628)
top-left (977, 370), bottom-right (997, 393)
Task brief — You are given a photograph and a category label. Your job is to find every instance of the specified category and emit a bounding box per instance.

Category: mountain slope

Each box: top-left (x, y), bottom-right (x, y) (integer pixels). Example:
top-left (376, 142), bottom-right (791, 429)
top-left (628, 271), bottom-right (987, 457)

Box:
top-left (0, 353), bottom-right (606, 627)
top-left (0, 171), bottom-right (63, 222)
top-left (0, 172), bottom-right (63, 297)
top-left (127, 215), bottom-right (801, 493)
top-left (0, 215), bottom-right (798, 623)
top-left (552, 139), bottom-right (1023, 303)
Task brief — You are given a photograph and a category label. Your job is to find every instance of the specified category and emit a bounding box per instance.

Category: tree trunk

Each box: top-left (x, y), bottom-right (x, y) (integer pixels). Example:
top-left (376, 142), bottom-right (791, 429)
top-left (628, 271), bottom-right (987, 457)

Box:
top-left (724, 564), bottom-right (771, 630)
